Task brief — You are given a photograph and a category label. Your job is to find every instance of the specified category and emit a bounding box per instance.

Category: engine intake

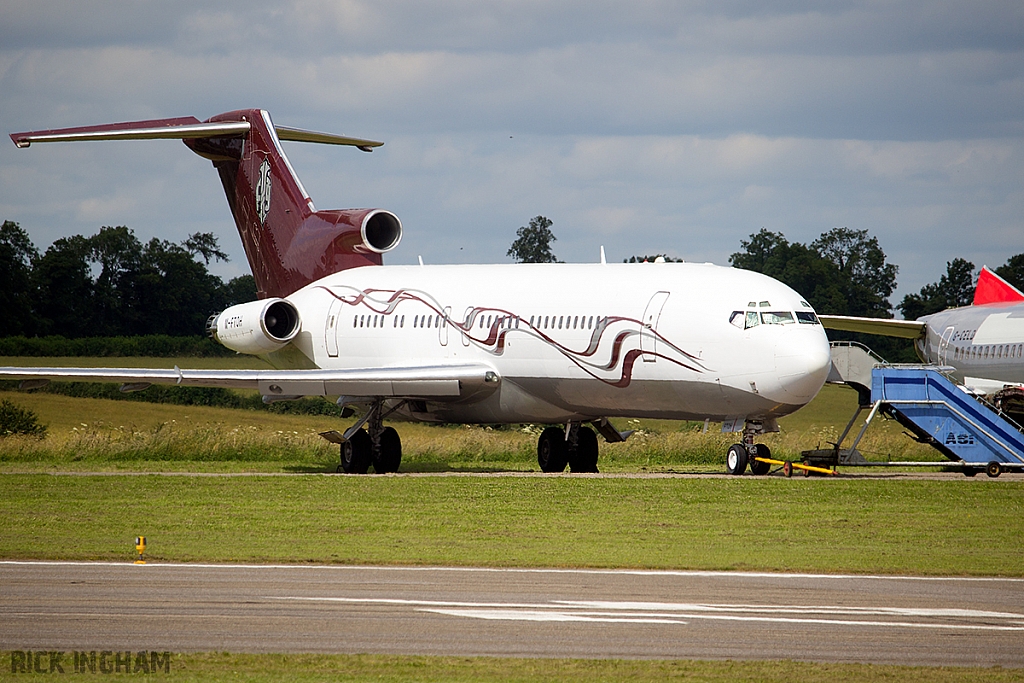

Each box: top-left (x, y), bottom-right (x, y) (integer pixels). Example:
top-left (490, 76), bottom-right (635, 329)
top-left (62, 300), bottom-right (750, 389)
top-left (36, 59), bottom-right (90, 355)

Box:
top-left (362, 210), bottom-right (403, 253)
top-left (211, 298), bottom-right (301, 355)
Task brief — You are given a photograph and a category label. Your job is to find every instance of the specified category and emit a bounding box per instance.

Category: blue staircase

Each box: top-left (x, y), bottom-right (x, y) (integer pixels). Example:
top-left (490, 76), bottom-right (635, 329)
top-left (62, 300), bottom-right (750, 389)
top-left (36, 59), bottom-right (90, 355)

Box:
top-left (872, 367), bottom-right (1024, 467)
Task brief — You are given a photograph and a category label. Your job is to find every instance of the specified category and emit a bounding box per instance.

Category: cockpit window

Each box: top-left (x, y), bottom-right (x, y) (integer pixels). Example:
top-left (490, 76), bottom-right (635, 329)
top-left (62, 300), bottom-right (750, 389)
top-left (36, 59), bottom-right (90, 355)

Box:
top-left (729, 311), bottom-right (744, 328)
top-left (761, 311), bottom-right (795, 325)
top-left (796, 311), bottom-right (820, 325)
top-left (745, 311), bottom-right (760, 329)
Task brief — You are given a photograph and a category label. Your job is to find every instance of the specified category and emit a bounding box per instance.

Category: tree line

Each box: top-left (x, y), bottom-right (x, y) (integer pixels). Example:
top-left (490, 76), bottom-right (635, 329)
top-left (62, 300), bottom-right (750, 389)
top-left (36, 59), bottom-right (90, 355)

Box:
top-left (0, 220), bottom-right (256, 338)
top-left (4, 215), bottom-right (1021, 343)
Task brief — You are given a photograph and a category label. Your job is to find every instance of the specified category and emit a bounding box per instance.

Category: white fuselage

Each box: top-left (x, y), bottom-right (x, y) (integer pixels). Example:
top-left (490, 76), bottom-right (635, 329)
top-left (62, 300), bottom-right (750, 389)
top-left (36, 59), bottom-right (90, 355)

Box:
top-left (271, 262), bottom-right (832, 424)
top-left (918, 302), bottom-right (1024, 387)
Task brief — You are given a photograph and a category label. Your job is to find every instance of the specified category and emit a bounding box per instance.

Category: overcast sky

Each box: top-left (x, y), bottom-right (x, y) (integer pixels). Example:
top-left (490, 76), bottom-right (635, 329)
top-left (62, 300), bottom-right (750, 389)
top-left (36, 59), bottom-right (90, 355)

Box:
top-left (2, 1), bottom-right (1021, 311)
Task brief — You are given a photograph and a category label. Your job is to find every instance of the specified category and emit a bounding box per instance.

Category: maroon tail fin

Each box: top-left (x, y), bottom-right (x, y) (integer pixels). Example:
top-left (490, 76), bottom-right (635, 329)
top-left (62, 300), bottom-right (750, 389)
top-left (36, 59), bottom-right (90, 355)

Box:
top-left (184, 110), bottom-right (401, 298)
top-left (12, 109), bottom-right (402, 299)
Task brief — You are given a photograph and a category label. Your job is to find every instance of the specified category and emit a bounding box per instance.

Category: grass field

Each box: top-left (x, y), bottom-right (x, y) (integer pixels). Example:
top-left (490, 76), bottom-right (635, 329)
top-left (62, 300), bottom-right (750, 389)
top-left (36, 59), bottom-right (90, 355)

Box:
top-left (1, 360), bottom-right (1019, 681)
top-left (0, 379), bottom-right (939, 473)
top-left (2, 652), bottom-right (1019, 683)
top-left (1, 473), bottom-right (1020, 575)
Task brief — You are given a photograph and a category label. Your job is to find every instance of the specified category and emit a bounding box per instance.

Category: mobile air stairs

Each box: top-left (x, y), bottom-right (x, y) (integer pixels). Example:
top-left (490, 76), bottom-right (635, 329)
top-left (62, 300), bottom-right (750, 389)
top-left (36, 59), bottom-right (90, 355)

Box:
top-left (800, 342), bottom-right (1024, 477)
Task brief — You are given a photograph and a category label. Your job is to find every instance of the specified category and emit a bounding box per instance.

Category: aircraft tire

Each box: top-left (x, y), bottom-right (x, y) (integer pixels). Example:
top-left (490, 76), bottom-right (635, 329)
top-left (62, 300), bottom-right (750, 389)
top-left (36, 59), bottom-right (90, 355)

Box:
top-left (726, 444), bottom-right (748, 475)
top-left (341, 429), bottom-right (372, 474)
top-left (538, 427), bottom-right (568, 473)
top-left (373, 426), bottom-right (402, 474)
top-left (963, 467), bottom-right (978, 477)
top-left (568, 427), bottom-right (599, 473)
top-left (749, 444), bottom-right (771, 475)
top-left (986, 461), bottom-right (1002, 478)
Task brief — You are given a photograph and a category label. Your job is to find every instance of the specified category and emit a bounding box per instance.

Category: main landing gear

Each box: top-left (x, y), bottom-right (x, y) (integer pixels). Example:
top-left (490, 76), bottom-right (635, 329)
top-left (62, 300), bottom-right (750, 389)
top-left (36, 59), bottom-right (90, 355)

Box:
top-left (536, 418), bottom-right (634, 473)
top-left (537, 422), bottom-right (602, 473)
top-left (322, 399), bottom-right (404, 474)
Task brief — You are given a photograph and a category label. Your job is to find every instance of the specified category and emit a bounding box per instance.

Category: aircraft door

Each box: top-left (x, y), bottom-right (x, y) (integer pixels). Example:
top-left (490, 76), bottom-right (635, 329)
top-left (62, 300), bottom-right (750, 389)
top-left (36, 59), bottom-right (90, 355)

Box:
top-left (461, 307), bottom-right (473, 346)
top-left (325, 295), bottom-right (343, 358)
top-left (641, 291), bottom-right (670, 362)
top-left (938, 326), bottom-right (955, 364)
top-left (439, 306), bottom-right (451, 347)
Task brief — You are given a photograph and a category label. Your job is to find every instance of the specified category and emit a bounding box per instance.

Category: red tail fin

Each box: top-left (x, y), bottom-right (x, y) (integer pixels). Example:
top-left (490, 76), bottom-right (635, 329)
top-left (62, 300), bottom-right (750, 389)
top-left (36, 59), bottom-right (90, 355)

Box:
top-left (12, 109), bottom-right (402, 299)
top-left (973, 265), bottom-right (1024, 306)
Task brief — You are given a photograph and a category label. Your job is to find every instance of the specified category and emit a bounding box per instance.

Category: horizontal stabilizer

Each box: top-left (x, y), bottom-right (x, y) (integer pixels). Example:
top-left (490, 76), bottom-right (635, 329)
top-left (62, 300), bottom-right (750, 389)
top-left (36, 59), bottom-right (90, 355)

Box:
top-left (818, 315), bottom-right (927, 339)
top-left (12, 117), bottom-right (382, 150)
top-left (973, 266), bottom-right (1024, 306)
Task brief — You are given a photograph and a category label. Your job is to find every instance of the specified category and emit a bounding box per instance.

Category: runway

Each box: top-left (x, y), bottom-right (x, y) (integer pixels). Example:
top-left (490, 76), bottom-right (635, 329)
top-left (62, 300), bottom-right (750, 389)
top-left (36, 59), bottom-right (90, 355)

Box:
top-left (2, 562), bottom-right (1023, 667)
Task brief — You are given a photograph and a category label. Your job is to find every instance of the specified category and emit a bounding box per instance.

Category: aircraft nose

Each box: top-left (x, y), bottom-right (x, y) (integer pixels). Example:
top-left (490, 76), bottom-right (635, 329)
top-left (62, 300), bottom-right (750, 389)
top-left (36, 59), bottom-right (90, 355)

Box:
top-left (774, 329), bottom-right (832, 403)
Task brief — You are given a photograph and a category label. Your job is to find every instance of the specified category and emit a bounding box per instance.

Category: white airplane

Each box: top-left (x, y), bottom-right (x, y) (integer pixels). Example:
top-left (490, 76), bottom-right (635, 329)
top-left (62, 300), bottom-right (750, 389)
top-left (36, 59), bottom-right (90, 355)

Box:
top-left (4, 109), bottom-right (832, 475)
top-left (820, 267), bottom-right (1024, 397)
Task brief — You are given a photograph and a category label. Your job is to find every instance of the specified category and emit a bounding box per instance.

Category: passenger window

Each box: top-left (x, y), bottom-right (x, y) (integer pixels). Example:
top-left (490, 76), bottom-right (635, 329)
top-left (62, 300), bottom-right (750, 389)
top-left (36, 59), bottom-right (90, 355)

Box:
top-left (353, 315), bottom-right (358, 328)
top-left (745, 311), bottom-right (760, 329)
top-left (588, 316), bottom-right (593, 329)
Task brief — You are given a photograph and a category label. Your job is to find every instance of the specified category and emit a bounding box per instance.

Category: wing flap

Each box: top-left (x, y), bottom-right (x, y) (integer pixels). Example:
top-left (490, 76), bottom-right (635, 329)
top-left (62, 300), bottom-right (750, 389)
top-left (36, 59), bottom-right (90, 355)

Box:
top-left (0, 364), bottom-right (495, 400)
top-left (818, 315), bottom-right (927, 339)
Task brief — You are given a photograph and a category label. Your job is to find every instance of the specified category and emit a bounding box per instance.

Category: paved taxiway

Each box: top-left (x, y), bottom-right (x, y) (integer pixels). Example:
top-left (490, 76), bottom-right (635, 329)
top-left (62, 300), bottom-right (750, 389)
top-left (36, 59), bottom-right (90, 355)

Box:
top-left (2, 562), bottom-right (1022, 667)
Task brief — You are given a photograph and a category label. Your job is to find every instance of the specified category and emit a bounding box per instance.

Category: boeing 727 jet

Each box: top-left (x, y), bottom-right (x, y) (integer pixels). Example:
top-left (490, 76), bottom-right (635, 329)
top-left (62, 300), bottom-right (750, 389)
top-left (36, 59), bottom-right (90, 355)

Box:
top-left (3, 109), bottom-right (832, 475)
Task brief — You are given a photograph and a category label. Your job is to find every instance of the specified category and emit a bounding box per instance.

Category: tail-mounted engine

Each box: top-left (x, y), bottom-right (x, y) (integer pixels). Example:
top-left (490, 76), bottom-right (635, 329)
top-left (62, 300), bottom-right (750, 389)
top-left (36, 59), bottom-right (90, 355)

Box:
top-left (209, 298), bottom-right (301, 355)
top-left (318, 208), bottom-right (403, 254)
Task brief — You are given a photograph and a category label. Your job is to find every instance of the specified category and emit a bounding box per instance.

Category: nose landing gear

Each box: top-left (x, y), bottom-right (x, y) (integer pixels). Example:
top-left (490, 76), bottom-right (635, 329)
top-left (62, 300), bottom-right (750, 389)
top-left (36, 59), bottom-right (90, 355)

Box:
top-left (727, 420), bottom-right (774, 475)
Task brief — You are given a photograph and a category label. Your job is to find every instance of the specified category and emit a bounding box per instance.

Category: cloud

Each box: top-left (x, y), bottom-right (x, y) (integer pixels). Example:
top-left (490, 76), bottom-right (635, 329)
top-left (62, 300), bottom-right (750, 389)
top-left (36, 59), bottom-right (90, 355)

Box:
top-left (0, 0), bottom-right (1021, 308)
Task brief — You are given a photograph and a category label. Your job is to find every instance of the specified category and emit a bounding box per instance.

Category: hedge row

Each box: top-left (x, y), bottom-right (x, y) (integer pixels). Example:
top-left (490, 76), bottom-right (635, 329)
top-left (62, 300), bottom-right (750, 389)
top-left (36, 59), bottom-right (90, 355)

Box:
top-left (0, 335), bottom-right (235, 358)
top-left (0, 380), bottom-right (347, 417)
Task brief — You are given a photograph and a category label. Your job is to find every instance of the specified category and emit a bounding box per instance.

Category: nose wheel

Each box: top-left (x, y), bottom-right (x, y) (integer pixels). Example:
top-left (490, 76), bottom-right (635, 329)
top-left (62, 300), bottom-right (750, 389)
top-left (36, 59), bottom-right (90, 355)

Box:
top-left (727, 420), bottom-right (774, 475)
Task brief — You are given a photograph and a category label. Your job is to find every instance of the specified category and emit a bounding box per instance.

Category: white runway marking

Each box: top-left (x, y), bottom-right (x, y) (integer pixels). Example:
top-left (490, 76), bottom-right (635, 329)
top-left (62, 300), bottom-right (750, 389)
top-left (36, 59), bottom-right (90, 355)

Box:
top-left (269, 596), bottom-right (1024, 632)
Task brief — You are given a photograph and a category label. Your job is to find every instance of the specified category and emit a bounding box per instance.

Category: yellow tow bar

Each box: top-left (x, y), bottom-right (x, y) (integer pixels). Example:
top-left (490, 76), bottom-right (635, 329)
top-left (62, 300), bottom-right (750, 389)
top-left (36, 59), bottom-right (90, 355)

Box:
top-left (753, 457), bottom-right (836, 477)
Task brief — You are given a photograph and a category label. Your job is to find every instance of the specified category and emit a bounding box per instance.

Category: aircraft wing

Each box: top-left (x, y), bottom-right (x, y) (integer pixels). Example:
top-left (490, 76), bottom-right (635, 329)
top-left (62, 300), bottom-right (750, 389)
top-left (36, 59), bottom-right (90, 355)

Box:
top-left (818, 315), bottom-right (927, 340)
top-left (0, 364), bottom-right (499, 400)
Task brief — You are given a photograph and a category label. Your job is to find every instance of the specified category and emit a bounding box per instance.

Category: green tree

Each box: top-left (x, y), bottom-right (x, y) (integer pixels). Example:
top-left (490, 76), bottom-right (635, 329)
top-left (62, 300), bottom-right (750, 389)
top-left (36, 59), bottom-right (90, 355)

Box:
top-left (184, 232), bottom-right (230, 265)
top-left (32, 234), bottom-right (95, 337)
top-left (89, 225), bottom-right (144, 336)
top-left (136, 237), bottom-right (228, 336)
top-left (994, 253), bottom-right (1024, 292)
top-left (898, 258), bottom-right (975, 320)
top-left (508, 216), bottom-right (559, 263)
top-left (811, 227), bottom-right (898, 318)
top-left (624, 254), bottom-right (684, 263)
top-left (221, 274), bottom-right (258, 306)
top-left (0, 221), bottom-right (39, 336)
